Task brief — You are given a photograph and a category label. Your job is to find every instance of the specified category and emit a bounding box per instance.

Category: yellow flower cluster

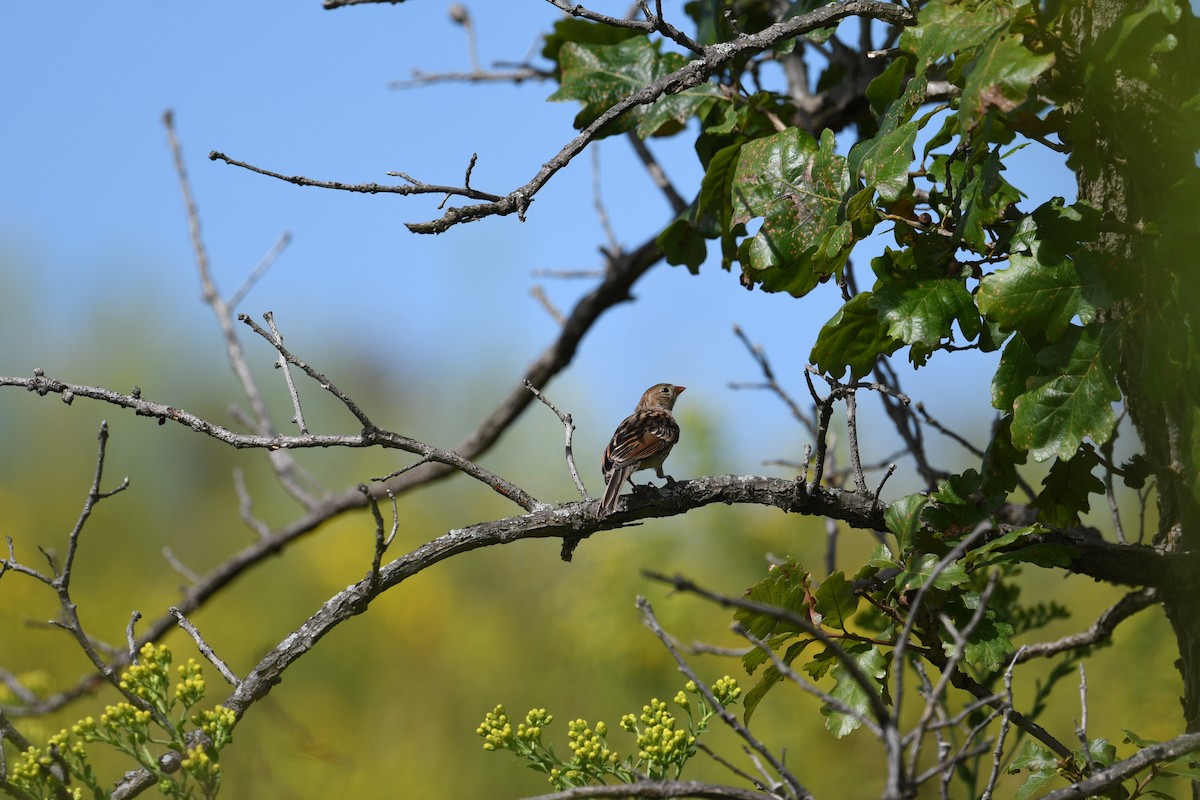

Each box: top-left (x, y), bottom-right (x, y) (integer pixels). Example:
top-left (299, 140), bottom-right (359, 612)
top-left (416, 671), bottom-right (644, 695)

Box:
top-left (566, 718), bottom-right (618, 770)
top-left (175, 659), bottom-right (207, 708)
top-left (518, 707), bottom-right (552, 743)
top-left (119, 643), bottom-right (172, 709)
top-left (181, 745), bottom-right (221, 780)
top-left (476, 704), bottom-right (514, 751)
top-left (5, 642), bottom-right (235, 800)
top-left (633, 698), bottom-right (695, 767)
top-left (74, 702), bottom-right (153, 745)
top-left (711, 676), bottom-right (742, 705)
top-left (193, 705), bottom-right (238, 750)
top-left (477, 676), bottom-right (743, 789)
top-left (7, 736), bottom-right (85, 799)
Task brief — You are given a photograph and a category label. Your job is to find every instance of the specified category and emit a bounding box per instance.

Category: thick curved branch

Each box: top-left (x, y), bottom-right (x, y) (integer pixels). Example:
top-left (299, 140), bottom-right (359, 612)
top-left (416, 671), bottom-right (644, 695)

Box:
top-left (519, 779), bottom-right (778, 800)
top-left (9, 472), bottom-right (1181, 727)
top-left (128, 478), bottom-right (1197, 724)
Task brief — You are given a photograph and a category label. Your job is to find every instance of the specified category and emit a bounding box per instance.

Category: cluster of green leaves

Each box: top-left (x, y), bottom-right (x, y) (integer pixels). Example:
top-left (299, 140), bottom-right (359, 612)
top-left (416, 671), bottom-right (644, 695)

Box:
top-left (3, 643), bottom-right (236, 800)
top-left (733, 543), bottom-right (1198, 797)
top-left (734, 539), bottom-right (1046, 735)
top-left (476, 677), bottom-right (741, 790)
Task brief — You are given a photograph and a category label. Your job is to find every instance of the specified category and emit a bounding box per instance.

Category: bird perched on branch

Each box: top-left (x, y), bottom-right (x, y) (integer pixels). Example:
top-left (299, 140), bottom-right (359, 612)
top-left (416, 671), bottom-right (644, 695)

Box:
top-left (599, 383), bottom-right (685, 515)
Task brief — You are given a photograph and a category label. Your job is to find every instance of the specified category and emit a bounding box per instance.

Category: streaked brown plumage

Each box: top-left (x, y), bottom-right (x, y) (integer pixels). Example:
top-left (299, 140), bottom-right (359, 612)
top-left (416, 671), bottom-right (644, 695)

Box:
top-left (599, 383), bottom-right (685, 514)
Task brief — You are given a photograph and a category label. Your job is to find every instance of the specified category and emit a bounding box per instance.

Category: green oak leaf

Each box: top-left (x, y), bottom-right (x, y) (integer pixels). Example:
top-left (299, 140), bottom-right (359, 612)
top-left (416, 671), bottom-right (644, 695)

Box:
top-left (638, 66), bottom-right (722, 137)
top-left (741, 631), bottom-right (795, 674)
top-left (898, 552), bottom-right (969, 591)
top-left (978, 317), bottom-right (1011, 353)
top-left (922, 470), bottom-right (991, 533)
top-left (978, 213), bottom-right (1110, 339)
top-left (962, 524), bottom-right (1042, 569)
top-left (954, 147), bottom-right (1023, 252)
top-left (958, 33), bottom-right (1055, 134)
top-left (992, 331), bottom-right (1042, 412)
top-left (734, 558), bottom-right (812, 641)
top-left (865, 54), bottom-right (910, 117)
top-left (658, 207), bottom-right (711, 272)
top-left (541, 18), bottom-right (642, 73)
top-left (1033, 445), bottom-right (1104, 527)
top-left (846, 186), bottom-right (878, 239)
top-left (548, 37), bottom-right (717, 139)
top-left (867, 542), bottom-right (899, 569)
top-left (900, 0), bottom-right (1013, 75)
top-left (697, 142), bottom-right (747, 271)
top-left (871, 275), bottom-right (980, 348)
top-left (1026, 197), bottom-right (1102, 260)
top-left (1011, 322), bottom-right (1122, 461)
top-left (885, 493), bottom-right (928, 556)
top-left (814, 572), bottom-right (859, 631)
top-left (803, 646), bottom-right (837, 682)
top-left (950, 615), bottom-right (1015, 671)
top-left (659, 143), bottom-right (742, 272)
top-left (1009, 741), bottom-right (1058, 800)
top-left (988, 542), bottom-right (1077, 568)
top-left (732, 127), bottom-right (851, 295)
top-left (922, 109), bottom-right (959, 160)
top-left (699, 142), bottom-right (742, 227)
top-left (850, 121), bottom-right (918, 203)
top-left (811, 293), bottom-right (903, 380)
top-left (879, 73), bottom-right (929, 134)
top-left (742, 638), bottom-right (815, 725)
top-left (823, 645), bottom-right (886, 738)
top-left (1077, 738), bottom-right (1118, 770)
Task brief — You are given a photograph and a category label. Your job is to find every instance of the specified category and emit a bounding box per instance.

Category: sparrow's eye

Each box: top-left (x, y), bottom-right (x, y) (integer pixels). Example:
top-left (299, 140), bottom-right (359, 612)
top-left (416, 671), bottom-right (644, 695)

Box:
top-left (660, 386), bottom-right (670, 393)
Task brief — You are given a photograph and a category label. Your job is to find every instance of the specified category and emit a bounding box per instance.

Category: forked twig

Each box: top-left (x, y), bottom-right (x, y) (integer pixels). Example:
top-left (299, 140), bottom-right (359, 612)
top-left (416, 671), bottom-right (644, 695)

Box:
top-left (525, 381), bottom-right (589, 500)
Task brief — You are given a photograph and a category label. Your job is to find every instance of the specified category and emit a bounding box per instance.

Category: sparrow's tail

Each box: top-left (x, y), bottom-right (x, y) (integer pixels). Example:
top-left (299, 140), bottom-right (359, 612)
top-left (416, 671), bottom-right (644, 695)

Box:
top-left (599, 467), bottom-right (632, 514)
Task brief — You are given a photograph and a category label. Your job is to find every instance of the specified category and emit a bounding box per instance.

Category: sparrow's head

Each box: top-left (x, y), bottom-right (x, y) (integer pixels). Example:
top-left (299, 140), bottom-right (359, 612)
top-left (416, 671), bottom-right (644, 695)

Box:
top-left (639, 383), bottom-right (686, 410)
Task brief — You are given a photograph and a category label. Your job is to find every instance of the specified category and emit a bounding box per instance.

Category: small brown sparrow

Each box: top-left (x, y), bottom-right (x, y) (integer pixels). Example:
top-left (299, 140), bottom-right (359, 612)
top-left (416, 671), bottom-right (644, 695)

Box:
top-left (599, 384), bottom-right (685, 514)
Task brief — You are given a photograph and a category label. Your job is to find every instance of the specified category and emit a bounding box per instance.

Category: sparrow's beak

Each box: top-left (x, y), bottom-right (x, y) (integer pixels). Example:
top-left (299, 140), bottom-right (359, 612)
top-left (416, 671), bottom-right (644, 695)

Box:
top-left (675, 386), bottom-right (686, 394)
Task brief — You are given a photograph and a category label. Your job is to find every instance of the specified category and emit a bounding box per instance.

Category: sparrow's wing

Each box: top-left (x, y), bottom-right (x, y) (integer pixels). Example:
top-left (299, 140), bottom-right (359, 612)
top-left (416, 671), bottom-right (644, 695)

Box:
top-left (603, 409), bottom-right (680, 472)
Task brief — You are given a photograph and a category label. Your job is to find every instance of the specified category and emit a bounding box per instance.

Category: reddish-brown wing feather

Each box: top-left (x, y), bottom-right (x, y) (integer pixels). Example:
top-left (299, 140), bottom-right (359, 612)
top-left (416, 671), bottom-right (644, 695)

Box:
top-left (602, 408), bottom-right (679, 473)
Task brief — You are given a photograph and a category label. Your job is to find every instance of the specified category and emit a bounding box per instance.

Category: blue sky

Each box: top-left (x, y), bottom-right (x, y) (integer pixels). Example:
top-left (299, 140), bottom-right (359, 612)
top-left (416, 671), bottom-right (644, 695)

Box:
top-left (1, 2), bottom-right (1077, 490)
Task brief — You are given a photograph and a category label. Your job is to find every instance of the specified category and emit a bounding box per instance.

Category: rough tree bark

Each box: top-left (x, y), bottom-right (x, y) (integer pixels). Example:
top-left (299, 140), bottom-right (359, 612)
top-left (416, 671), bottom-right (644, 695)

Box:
top-left (1065, 1), bottom-right (1200, 794)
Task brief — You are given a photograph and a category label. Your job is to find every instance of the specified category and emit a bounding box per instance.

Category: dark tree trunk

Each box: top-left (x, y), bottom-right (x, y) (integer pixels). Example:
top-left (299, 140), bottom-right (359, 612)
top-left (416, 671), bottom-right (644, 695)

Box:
top-left (1065, 0), bottom-right (1200, 793)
